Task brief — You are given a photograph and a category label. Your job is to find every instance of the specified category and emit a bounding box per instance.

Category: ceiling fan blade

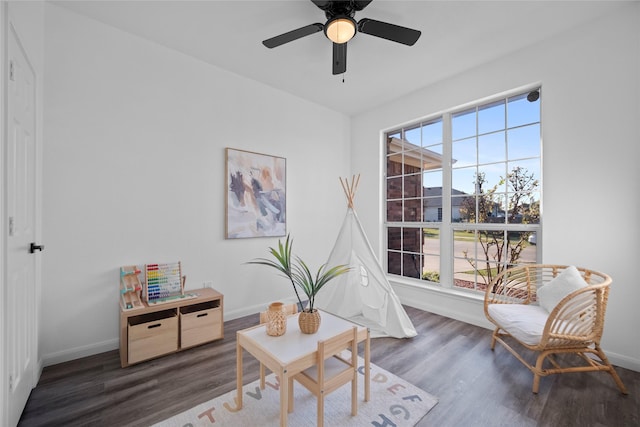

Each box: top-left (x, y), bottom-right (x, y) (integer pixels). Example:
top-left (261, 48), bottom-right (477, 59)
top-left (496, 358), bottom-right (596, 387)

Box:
top-left (358, 18), bottom-right (421, 46)
top-left (333, 42), bottom-right (347, 75)
top-left (262, 23), bottom-right (324, 48)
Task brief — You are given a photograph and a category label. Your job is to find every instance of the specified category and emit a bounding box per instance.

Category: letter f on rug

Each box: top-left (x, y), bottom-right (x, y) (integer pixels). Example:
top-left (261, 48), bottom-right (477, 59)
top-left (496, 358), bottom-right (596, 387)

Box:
top-left (154, 357), bottom-right (438, 426)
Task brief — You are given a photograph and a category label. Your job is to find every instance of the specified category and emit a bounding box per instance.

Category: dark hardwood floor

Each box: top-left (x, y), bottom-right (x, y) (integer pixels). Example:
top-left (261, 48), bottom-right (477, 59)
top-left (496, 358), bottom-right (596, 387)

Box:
top-left (19, 306), bottom-right (639, 426)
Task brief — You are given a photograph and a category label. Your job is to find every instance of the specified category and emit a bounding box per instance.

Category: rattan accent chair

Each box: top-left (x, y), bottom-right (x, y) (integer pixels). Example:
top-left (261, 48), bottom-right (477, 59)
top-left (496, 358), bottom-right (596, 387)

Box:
top-left (484, 264), bottom-right (628, 394)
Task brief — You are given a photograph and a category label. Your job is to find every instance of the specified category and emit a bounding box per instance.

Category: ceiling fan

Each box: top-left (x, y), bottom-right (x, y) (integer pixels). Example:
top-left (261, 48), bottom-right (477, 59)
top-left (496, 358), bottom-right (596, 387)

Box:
top-left (262, 0), bottom-right (421, 75)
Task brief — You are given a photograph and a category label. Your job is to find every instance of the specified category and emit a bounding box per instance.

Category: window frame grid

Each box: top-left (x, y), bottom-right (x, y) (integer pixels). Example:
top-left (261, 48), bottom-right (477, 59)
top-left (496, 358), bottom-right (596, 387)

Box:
top-left (383, 87), bottom-right (542, 293)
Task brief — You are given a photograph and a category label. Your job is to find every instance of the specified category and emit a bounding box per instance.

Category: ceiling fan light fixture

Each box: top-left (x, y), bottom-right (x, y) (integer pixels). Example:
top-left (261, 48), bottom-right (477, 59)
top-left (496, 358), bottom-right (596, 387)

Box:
top-left (325, 16), bottom-right (356, 44)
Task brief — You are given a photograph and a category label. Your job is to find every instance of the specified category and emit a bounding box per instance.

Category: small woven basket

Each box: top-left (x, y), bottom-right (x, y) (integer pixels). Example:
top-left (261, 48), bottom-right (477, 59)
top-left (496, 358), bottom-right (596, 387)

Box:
top-left (298, 309), bottom-right (321, 334)
top-left (266, 302), bottom-right (287, 336)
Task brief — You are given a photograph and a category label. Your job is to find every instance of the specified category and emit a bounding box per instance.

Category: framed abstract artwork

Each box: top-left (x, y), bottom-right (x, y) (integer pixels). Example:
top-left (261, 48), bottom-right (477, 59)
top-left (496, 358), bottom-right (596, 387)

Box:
top-left (225, 148), bottom-right (286, 239)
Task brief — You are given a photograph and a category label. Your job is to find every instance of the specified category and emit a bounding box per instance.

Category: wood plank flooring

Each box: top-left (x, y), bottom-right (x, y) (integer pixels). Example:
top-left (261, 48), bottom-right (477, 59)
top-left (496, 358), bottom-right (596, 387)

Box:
top-left (18, 306), bottom-right (639, 426)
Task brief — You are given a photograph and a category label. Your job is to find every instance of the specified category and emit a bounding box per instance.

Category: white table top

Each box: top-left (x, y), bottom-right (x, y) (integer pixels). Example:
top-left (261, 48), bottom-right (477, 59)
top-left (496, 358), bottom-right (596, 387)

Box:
top-left (238, 310), bottom-right (366, 365)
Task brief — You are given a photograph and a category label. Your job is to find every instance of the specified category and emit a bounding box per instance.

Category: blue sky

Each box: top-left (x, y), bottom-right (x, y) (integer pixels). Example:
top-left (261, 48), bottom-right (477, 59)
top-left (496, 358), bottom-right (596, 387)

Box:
top-left (397, 92), bottom-right (541, 196)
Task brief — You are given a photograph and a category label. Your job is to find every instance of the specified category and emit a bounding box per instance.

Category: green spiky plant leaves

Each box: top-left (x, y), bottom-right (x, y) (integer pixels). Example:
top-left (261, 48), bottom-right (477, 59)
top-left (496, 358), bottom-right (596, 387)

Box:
top-left (247, 235), bottom-right (351, 312)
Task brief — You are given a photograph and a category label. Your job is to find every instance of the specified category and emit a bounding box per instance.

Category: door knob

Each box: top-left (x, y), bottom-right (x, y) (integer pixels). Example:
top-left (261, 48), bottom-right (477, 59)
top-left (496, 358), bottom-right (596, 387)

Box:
top-left (29, 242), bottom-right (44, 253)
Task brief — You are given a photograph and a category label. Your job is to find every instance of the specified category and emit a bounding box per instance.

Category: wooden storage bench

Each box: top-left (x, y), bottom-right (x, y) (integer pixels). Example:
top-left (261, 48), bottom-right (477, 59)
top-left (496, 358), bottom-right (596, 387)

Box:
top-left (119, 287), bottom-right (224, 367)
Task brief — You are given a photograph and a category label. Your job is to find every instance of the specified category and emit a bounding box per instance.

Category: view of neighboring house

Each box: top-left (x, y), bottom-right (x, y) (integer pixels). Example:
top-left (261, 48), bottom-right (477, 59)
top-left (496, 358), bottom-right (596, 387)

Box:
top-left (423, 187), bottom-right (468, 222)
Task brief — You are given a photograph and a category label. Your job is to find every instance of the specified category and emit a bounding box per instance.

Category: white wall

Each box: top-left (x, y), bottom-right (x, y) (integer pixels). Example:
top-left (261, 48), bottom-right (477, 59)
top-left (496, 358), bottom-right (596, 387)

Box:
top-left (37, 2), bottom-right (640, 371)
top-left (42, 4), bottom-right (350, 365)
top-left (351, 3), bottom-right (640, 371)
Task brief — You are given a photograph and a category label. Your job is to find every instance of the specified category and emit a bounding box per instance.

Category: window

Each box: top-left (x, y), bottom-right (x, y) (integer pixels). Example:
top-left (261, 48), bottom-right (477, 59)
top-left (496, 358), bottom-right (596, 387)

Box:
top-left (385, 89), bottom-right (541, 293)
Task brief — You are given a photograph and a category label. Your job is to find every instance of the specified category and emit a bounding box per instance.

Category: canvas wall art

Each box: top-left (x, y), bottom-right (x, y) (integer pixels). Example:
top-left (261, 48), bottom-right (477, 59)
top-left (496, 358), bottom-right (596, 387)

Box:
top-left (226, 148), bottom-right (286, 239)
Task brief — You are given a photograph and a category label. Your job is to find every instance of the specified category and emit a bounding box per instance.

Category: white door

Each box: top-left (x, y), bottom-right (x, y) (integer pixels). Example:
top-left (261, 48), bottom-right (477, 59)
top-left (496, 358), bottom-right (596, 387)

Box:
top-left (6, 23), bottom-right (38, 427)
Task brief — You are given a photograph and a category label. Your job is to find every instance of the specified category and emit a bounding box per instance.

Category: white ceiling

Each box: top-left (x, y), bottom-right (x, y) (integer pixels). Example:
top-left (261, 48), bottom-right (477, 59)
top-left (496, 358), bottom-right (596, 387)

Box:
top-left (52, 0), bottom-right (625, 116)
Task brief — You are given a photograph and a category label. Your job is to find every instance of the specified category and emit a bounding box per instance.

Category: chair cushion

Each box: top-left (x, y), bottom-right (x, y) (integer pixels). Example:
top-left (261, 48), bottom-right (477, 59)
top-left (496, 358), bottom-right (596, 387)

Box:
top-left (488, 303), bottom-right (549, 346)
top-left (537, 266), bottom-right (586, 313)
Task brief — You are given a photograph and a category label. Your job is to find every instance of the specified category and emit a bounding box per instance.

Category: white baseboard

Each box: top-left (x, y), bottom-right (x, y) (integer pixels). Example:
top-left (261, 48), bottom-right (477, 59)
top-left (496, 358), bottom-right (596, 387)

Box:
top-left (391, 279), bottom-right (492, 329)
top-left (40, 298), bottom-right (300, 367)
top-left (41, 338), bottom-right (119, 367)
top-left (41, 289), bottom-right (639, 374)
top-left (391, 280), bottom-right (640, 373)
top-left (224, 297), bottom-right (300, 321)
top-left (605, 351), bottom-right (640, 373)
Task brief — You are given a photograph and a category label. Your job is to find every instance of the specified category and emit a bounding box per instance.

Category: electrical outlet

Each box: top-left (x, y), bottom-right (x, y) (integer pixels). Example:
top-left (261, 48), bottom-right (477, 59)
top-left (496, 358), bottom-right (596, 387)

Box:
top-left (203, 281), bottom-right (214, 288)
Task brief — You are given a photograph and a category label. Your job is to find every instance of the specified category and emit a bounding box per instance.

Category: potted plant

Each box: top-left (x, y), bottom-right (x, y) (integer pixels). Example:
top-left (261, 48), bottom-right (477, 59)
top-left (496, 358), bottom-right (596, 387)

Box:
top-left (248, 234), bottom-right (350, 333)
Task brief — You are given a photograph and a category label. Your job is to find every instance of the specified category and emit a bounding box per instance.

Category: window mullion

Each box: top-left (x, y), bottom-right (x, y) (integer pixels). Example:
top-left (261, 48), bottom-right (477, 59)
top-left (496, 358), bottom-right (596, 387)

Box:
top-left (441, 113), bottom-right (453, 288)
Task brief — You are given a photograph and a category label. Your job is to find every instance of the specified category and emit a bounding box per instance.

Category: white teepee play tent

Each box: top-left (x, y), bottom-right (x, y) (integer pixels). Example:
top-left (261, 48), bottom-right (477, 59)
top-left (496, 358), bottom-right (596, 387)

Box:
top-left (315, 176), bottom-right (417, 338)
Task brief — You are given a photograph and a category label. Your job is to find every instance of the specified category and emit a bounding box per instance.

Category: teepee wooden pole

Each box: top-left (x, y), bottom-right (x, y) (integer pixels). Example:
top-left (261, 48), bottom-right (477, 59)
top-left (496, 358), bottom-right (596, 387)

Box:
top-left (340, 174), bottom-right (360, 209)
top-left (352, 174), bottom-right (360, 198)
top-left (339, 178), bottom-right (352, 208)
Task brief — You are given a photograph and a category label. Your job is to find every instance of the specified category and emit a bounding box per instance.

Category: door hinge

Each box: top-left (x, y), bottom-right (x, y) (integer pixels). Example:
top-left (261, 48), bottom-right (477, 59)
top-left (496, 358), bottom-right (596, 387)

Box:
top-left (9, 375), bottom-right (12, 392)
top-left (9, 60), bottom-right (15, 81)
top-left (9, 216), bottom-right (14, 237)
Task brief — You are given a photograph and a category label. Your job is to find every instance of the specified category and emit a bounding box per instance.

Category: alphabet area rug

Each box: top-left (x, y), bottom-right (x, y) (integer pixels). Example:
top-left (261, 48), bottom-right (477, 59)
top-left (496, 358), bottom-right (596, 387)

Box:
top-left (154, 356), bottom-right (438, 426)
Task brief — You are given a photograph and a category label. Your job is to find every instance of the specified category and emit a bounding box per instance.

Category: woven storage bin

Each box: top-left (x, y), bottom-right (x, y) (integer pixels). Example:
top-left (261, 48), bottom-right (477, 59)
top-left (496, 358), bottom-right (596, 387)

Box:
top-left (298, 309), bottom-right (321, 334)
top-left (266, 302), bottom-right (287, 336)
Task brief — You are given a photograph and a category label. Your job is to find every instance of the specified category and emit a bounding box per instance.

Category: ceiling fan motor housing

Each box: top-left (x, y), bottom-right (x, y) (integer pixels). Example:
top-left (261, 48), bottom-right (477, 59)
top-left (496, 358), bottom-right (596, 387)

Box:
top-left (314, 0), bottom-right (372, 19)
